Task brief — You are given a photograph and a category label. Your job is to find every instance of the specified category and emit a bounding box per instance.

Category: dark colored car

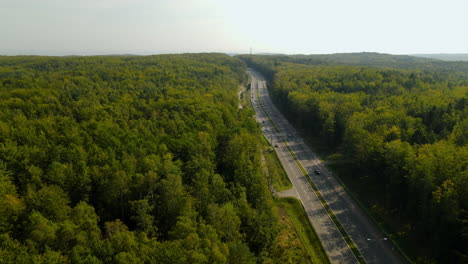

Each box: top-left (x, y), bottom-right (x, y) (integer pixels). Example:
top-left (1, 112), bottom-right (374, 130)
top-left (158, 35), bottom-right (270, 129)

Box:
top-left (314, 169), bottom-right (321, 175)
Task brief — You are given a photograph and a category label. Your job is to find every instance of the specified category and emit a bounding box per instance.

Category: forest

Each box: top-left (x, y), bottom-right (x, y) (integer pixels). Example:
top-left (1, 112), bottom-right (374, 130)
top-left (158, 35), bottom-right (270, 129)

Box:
top-left (239, 54), bottom-right (468, 263)
top-left (0, 54), bottom-right (282, 263)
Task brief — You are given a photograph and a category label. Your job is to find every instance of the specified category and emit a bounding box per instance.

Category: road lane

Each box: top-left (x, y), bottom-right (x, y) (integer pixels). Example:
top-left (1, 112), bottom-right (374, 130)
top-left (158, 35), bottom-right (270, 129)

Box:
top-left (248, 69), bottom-right (404, 264)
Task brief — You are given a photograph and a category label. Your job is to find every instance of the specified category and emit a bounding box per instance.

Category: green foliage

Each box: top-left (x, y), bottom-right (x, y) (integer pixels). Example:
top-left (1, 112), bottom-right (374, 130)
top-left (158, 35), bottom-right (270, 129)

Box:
top-left (0, 173), bottom-right (25, 234)
top-left (26, 185), bottom-right (72, 222)
top-left (0, 54), bottom-right (278, 262)
top-left (273, 198), bottom-right (330, 264)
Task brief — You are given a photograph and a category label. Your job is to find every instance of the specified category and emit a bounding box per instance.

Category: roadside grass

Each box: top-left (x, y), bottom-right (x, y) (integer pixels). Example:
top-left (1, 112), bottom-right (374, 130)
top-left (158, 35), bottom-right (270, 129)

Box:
top-left (261, 135), bottom-right (292, 191)
top-left (249, 84), bottom-right (292, 192)
top-left (239, 87), bottom-right (249, 108)
top-left (270, 202), bottom-right (313, 264)
top-left (274, 197), bottom-right (331, 264)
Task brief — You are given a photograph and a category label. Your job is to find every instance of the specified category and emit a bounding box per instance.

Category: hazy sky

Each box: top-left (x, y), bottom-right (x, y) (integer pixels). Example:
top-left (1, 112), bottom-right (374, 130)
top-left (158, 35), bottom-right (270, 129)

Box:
top-left (1, 0), bottom-right (467, 55)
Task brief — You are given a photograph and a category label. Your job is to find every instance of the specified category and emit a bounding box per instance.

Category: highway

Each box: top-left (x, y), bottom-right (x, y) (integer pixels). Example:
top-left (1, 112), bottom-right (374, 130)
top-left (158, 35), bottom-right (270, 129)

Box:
top-left (248, 69), bottom-right (404, 264)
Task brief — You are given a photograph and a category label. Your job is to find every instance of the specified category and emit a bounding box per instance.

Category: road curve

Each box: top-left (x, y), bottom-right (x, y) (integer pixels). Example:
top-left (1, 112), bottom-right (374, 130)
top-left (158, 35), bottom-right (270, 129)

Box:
top-left (248, 69), bottom-right (404, 264)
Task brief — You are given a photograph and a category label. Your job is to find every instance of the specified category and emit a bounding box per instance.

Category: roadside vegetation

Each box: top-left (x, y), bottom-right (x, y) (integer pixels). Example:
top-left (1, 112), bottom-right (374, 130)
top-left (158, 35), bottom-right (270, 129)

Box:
top-left (239, 53), bottom-right (468, 263)
top-left (259, 131), bottom-right (292, 192)
top-left (275, 197), bottom-right (330, 264)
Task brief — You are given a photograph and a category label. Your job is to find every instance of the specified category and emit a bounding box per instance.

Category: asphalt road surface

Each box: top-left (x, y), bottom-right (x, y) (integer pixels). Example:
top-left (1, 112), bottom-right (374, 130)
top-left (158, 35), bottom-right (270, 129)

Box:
top-left (248, 69), bottom-right (404, 264)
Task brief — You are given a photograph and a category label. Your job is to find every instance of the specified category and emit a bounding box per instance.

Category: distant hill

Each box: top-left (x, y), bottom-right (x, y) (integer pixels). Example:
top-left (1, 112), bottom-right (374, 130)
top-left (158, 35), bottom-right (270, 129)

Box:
top-left (255, 52), bottom-right (284, 55)
top-left (412, 53), bottom-right (468, 61)
top-left (238, 52), bottom-right (468, 75)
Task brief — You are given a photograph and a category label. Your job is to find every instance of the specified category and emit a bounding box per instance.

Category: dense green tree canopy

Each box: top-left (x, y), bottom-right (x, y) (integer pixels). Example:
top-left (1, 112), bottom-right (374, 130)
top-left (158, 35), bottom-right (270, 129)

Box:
top-left (0, 54), bottom-right (278, 263)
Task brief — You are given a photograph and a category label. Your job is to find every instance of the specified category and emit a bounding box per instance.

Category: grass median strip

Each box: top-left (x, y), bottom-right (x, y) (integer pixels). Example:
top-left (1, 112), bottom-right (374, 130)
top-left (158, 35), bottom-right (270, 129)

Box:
top-left (278, 197), bottom-right (331, 264)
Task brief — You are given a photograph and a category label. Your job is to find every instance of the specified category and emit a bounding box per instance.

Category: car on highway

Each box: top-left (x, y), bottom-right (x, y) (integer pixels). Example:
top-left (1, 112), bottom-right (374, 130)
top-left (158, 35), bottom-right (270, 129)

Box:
top-left (314, 169), bottom-right (321, 175)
